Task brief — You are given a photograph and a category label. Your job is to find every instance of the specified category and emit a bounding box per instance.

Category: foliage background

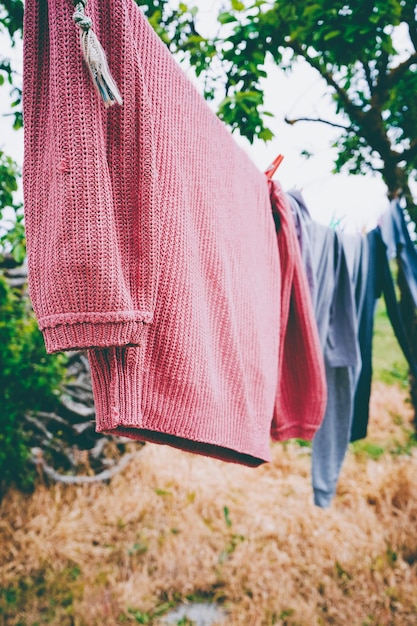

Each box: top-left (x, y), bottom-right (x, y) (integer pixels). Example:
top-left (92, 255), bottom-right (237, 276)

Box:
top-left (0, 2), bottom-right (416, 623)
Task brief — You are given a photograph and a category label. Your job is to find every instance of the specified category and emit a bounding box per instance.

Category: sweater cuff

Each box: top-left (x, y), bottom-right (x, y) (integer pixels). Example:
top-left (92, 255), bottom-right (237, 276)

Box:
top-left (270, 423), bottom-right (319, 442)
top-left (42, 320), bottom-right (148, 353)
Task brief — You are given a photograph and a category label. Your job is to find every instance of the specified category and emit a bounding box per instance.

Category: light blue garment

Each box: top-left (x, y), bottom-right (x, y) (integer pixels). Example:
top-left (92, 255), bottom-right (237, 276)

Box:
top-left (287, 191), bottom-right (368, 508)
top-left (286, 190), bottom-right (316, 301)
top-left (312, 364), bottom-right (356, 507)
top-left (312, 232), bottom-right (368, 508)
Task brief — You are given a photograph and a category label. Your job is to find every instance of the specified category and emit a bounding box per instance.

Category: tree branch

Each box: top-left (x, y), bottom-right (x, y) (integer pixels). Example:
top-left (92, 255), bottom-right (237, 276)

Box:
top-left (384, 51), bottom-right (417, 89)
top-left (285, 115), bottom-right (350, 130)
top-left (288, 41), bottom-right (405, 171)
top-left (30, 448), bottom-right (144, 485)
top-left (289, 41), bottom-right (367, 128)
top-left (363, 62), bottom-right (374, 95)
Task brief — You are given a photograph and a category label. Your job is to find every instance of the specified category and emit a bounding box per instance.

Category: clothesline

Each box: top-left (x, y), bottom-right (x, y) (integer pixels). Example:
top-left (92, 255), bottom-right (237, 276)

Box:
top-left (22, 0), bottom-right (417, 510)
top-left (285, 189), bottom-right (417, 507)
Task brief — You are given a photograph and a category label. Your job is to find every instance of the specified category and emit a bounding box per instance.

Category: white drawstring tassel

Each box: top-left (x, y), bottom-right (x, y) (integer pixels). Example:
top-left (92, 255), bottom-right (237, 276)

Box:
top-left (73, 0), bottom-right (123, 108)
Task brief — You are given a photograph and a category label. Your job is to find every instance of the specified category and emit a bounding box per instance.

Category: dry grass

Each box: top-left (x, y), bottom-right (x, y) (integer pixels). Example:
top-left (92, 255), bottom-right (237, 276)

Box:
top-left (1, 382), bottom-right (417, 626)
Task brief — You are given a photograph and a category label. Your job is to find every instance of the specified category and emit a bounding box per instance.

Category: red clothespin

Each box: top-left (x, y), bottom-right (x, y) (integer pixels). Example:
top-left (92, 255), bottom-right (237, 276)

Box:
top-left (265, 154), bottom-right (284, 179)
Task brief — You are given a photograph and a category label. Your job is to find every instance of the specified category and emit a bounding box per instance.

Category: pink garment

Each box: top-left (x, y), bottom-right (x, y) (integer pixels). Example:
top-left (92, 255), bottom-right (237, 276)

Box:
top-left (23, 0), bottom-right (325, 465)
top-left (269, 181), bottom-right (327, 442)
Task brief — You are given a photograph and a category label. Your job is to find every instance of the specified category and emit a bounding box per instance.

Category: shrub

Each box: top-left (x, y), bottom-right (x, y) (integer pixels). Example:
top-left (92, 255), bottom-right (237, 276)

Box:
top-left (0, 274), bottom-right (67, 497)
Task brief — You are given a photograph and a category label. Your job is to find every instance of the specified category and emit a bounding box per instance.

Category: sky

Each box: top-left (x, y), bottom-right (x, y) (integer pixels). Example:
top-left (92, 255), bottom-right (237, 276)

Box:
top-left (221, 60), bottom-right (390, 232)
top-left (183, 0), bottom-right (392, 231)
top-left (0, 1), bottom-right (404, 232)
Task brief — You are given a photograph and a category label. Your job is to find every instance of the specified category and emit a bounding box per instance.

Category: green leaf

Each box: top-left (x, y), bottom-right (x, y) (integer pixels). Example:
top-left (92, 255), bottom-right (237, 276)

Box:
top-left (11, 242), bottom-right (26, 265)
top-left (323, 30), bottom-right (341, 40)
top-left (258, 127), bottom-right (274, 142)
top-left (218, 12), bottom-right (238, 24)
top-left (223, 506), bottom-right (232, 528)
top-left (231, 0), bottom-right (245, 10)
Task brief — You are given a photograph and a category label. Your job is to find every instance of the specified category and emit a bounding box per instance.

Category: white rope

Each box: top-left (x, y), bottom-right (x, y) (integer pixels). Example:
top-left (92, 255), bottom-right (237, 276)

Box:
top-left (72, 0), bottom-right (123, 108)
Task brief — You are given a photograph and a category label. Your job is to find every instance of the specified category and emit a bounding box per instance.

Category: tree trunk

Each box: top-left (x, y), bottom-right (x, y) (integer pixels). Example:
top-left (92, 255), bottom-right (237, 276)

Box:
top-left (383, 170), bottom-right (417, 424)
top-left (397, 255), bottom-right (417, 427)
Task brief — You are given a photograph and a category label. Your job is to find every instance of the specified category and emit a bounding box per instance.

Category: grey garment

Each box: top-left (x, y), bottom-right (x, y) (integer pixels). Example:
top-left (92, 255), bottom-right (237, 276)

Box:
top-left (312, 232), bottom-right (369, 508)
top-left (304, 221), bottom-right (335, 338)
top-left (305, 223), bottom-right (359, 366)
top-left (339, 231), bottom-right (369, 381)
top-left (341, 231), bottom-right (369, 389)
top-left (342, 232), bottom-right (370, 322)
top-left (312, 364), bottom-right (355, 508)
top-left (324, 232), bottom-right (360, 368)
top-left (287, 190), bottom-right (360, 365)
top-left (286, 191), bottom-right (316, 299)
top-left (286, 192), bottom-right (368, 507)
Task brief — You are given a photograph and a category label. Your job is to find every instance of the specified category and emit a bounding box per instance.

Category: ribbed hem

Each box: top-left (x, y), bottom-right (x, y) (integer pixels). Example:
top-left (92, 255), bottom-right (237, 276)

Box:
top-left (88, 338), bottom-right (273, 467)
top-left (270, 423), bottom-right (319, 442)
top-left (89, 343), bottom-right (145, 429)
top-left (43, 320), bottom-right (148, 353)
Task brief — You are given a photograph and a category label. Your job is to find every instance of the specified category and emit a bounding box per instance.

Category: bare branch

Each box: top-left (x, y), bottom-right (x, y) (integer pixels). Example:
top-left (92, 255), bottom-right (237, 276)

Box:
top-left (285, 115), bottom-right (350, 130)
top-left (288, 42), bottom-right (403, 169)
top-left (363, 62), bottom-right (374, 94)
top-left (30, 448), bottom-right (144, 485)
top-left (31, 411), bottom-right (70, 427)
top-left (60, 393), bottom-right (95, 419)
top-left (289, 41), bottom-right (367, 128)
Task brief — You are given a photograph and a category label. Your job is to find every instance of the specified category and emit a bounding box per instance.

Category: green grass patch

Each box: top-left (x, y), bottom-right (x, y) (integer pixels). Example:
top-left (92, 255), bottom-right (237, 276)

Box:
top-left (0, 564), bottom-right (84, 624)
top-left (372, 298), bottom-right (409, 387)
top-left (388, 432), bottom-right (417, 457)
top-left (351, 440), bottom-right (386, 461)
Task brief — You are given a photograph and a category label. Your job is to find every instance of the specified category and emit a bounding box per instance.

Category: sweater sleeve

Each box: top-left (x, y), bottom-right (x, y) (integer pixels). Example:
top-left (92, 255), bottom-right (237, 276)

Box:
top-left (23, 0), bottom-right (159, 353)
top-left (269, 181), bottom-right (327, 442)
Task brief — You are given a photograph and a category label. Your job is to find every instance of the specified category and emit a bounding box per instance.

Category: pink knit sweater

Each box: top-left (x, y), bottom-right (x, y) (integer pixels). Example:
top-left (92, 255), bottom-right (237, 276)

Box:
top-left (23, 0), bottom-right (326, 465)
top-left (269, 180), bottom-right (327, 442)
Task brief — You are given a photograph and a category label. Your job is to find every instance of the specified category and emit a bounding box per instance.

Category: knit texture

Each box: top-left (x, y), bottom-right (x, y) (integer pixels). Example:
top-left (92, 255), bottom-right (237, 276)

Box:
top-left (23, 0), bottom-right (158, 352)
top-left (269, 181), bottom-right (327, 442)
top-left (23, 0), bottom-right (325, 464)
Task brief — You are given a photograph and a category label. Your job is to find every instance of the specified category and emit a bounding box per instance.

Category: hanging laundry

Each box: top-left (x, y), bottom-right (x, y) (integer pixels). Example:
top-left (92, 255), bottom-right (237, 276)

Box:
top-left (286, 190), bottom-right (316, 300)
top-left (287, 191), bottom-right (368, 508)
top-left (288, 193), bottom-right (416, 501)
top-left (350, 215), bottom-right (417, 442)
top-left (23, 0), bottom-right (326, 466)
top-left (380, 200), bottom-right (417, 308)
top-left (269, 182), bottom-right (327, 443)
top-left (310, 232), bottom-right (368, 508)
